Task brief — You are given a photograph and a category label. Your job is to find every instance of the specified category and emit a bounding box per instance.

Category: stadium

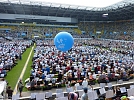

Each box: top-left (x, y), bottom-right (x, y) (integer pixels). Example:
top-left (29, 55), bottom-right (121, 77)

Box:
top-left (0, 0), bottom-right (134, 100)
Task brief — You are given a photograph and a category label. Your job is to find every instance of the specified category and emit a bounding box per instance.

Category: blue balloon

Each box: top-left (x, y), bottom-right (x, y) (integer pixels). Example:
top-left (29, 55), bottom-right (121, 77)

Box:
top-left (54, 32), bottom-right (74, 52)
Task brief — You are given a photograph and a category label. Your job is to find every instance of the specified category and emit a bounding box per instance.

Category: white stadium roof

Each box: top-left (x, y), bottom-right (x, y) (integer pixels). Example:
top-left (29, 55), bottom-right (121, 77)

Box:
top-left (29, 0), bottom-right (123, 8)
top-left (0, 0), bottom-right (134, 11)
top-left (0, 0), bottom-right (134, 21)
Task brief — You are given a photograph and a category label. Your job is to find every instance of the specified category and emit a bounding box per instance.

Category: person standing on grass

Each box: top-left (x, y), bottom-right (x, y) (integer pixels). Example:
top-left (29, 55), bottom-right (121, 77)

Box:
top-left (17, 79), bottom-right (24, 97)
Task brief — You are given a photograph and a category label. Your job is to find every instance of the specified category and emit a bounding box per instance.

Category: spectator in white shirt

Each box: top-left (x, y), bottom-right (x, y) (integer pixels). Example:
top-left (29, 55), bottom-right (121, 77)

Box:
top-left (82, 78), bottom-right (88, 88)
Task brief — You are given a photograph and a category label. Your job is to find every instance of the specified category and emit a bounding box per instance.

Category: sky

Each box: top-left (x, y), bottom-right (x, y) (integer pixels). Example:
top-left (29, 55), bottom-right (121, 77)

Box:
top-left (31, 0), bottom-right (123, 8)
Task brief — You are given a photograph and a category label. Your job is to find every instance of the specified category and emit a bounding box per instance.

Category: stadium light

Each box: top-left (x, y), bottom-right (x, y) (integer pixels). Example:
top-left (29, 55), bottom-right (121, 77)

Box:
top-left (103, 13), bottom-right (108, 16)
top-left (102, 13), bottom-right (108, 17)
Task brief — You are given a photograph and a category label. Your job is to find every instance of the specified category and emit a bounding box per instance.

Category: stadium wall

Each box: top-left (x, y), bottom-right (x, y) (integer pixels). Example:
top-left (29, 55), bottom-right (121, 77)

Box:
top-left (0, 14), bottom-right (78, 23)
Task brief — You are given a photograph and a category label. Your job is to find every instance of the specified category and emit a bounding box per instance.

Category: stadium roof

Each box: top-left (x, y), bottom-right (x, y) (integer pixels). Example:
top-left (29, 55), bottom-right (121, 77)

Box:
top-left (26, 0), bottom-right (123, 8)
top-left (0, 0), bottom-right (133, 11)
top-left (0, 0), bottom-right (134, 22)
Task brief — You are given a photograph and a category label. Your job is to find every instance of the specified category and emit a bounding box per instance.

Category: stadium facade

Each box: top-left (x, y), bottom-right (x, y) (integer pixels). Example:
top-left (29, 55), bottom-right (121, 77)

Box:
top-left (0, 0), bottom-right (134, 40)
top-left (0, 0), bottom-right (134, 23)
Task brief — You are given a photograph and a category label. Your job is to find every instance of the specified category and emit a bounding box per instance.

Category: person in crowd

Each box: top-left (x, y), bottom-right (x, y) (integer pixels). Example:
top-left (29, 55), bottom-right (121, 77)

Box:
top-left (81, 88), bottom-right (88, 100)
top-left (46, 65), bottom-right (50, 74)
top-left (89, 73), bottom-right (95, 83)
top-left (77, 67), bottom-right (81, 80)
top-left (68, 92), bottom-right (78, 100)
top-left (74, 82), bottom-right (80, 91)
top-left (51, 78), bottom-right (56, 87)
top-left (114, 86), bottom-right (122, 100)
top-left (82, 78), bottom-right (93, 90)
top-left (30, 79), bottom-right (36, 90)
top-left (65, 81), bottom-right (70, 88)
top-left (82, 78), bottom-right (88, 88)
top-left (68, 73), bottom-right (72, 83)
top-left (30, 74), bottom-right (34, 82)
top-left (58, 72), bottom-right (63, 82)
top-left (29, 39), bottom-right (134, 93)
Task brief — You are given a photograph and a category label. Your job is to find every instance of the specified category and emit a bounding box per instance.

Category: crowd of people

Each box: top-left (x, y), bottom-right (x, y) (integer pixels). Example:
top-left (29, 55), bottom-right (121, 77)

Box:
top-left (0, 25), bottom-right (82, 39)
top-left (0, 21), bottom-right (134, 40)
top-left (0, 37), bottom-right (133, 99)
top-left (0, 26), bottom-right (134, 99)
top-left (79, 21), bottom-right (134, 40)
top-left (0, 38), bottom-right (32, 98)
top-left (0, 38), bottom-right (32, 77)
top-left (1, 21), bottom-right (134, 40)
top-left (25, 38), bottom-right (134, 94)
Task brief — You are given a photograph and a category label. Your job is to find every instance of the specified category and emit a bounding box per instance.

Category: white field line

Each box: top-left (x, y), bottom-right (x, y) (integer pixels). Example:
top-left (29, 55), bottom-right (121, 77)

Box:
top-left (13, 45), bottom-right (34, 94)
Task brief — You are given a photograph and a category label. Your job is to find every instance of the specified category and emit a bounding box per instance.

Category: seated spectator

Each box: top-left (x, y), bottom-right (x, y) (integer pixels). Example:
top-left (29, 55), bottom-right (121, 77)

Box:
top-left (30, 79), bottom-right (36, 90)
top-left (67, 73), bottom-right (72, 83)
top-left (30, 74), bottom-right (34, 82)
top-left (98, 72), bottom-right (106, 83)
top-left (82, 78), bottom-right (88, 88)
top-left (44, 79), bottom-right (49, 88)
top-left (41, 73), bottom-right (46, 80)
top-left (68, 92), bottom-right (78, 100)
top-left (89, 73), bottom-right (95, 83)
top-left (58, 72), bottom-right (63, 82)
top-left (65, 81), bottom-right (70, 88)
top-left (107, 72), bottom-right (113, 81)
top-left (36, 80), bottom-right (41, 90)
top-left (114, 86), bottom-right (122, 100)
top-left (122, 70), bottom-right (129, 81)
top-left (52, 78), bottom-right (56, 87)
top-left (45, 65), bottom-right (50, 74)
top-left (106, 77), bottom-right (109, 83)
top-left (81, 88), bottom-right (88, 100)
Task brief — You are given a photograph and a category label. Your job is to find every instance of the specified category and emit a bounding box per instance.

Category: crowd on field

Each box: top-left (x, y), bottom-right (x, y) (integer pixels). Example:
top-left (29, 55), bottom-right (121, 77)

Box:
top-left (26, 39), bottom-right (134, 91)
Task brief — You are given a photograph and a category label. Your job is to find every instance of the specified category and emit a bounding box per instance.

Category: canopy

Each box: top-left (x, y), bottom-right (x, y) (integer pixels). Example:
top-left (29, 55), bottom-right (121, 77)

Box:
top-left (0, 81), bottom-right (6, 94)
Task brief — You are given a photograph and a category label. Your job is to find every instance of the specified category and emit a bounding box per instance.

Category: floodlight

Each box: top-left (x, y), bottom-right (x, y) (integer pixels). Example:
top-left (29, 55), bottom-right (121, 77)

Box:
top-left (103, 13), bottom-right (108, 16)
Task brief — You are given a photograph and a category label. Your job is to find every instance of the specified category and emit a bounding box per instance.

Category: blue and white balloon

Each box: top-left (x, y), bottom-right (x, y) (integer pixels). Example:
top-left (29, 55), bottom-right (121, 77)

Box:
top-left (54, 32), bottom-right (74, 52)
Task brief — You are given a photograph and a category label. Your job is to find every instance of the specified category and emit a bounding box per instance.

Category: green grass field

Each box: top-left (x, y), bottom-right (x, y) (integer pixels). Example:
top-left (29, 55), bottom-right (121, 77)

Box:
top-left (22, 44), bottom-right (35, 91)
top-left (5, 46), bottom-right (33, 90)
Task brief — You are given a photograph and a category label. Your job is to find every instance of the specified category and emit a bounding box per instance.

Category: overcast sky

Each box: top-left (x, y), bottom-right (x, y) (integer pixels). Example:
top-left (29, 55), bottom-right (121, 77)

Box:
top-left (31, 0), bottom-right (123, 7)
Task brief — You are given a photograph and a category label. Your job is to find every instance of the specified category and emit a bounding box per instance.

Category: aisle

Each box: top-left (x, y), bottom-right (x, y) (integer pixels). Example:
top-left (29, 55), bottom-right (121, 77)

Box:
top-left (13, 45), bottom-right (35, 95)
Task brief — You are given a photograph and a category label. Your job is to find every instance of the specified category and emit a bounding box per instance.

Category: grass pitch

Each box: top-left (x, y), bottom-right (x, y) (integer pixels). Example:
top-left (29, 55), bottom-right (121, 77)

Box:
top-left (5, 46), bottom-right (33, 90)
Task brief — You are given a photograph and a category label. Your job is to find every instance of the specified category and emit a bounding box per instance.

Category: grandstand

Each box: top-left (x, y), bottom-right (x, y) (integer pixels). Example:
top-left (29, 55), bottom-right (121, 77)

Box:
top-left (0, 0), bottom-right (134, 40)
top-left (0, 0), bottom-right (134, 100)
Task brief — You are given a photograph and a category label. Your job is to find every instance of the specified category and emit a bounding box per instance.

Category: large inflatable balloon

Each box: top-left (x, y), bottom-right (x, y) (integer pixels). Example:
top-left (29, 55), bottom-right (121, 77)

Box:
top-left (54, 32), bottom-right (74, 52)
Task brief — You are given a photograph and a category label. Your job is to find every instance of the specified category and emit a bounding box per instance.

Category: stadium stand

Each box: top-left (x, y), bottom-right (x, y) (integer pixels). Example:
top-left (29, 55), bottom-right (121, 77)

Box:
top-left (78, 21), bottom-right (134, 40)
top-left (0, 24), bottom-right (84, 39)
top-left (1, 20), bottom-right (134, 40)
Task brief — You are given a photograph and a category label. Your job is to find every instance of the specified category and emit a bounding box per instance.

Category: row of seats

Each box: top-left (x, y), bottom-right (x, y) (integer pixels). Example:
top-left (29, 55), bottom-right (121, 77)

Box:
top-left (11, 81), bottom-right (134, 100)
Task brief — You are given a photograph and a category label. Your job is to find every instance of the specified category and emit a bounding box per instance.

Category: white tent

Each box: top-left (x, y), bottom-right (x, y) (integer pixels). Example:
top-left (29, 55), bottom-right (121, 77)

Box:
top-left (0, 81), bottom-right (7, 95)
